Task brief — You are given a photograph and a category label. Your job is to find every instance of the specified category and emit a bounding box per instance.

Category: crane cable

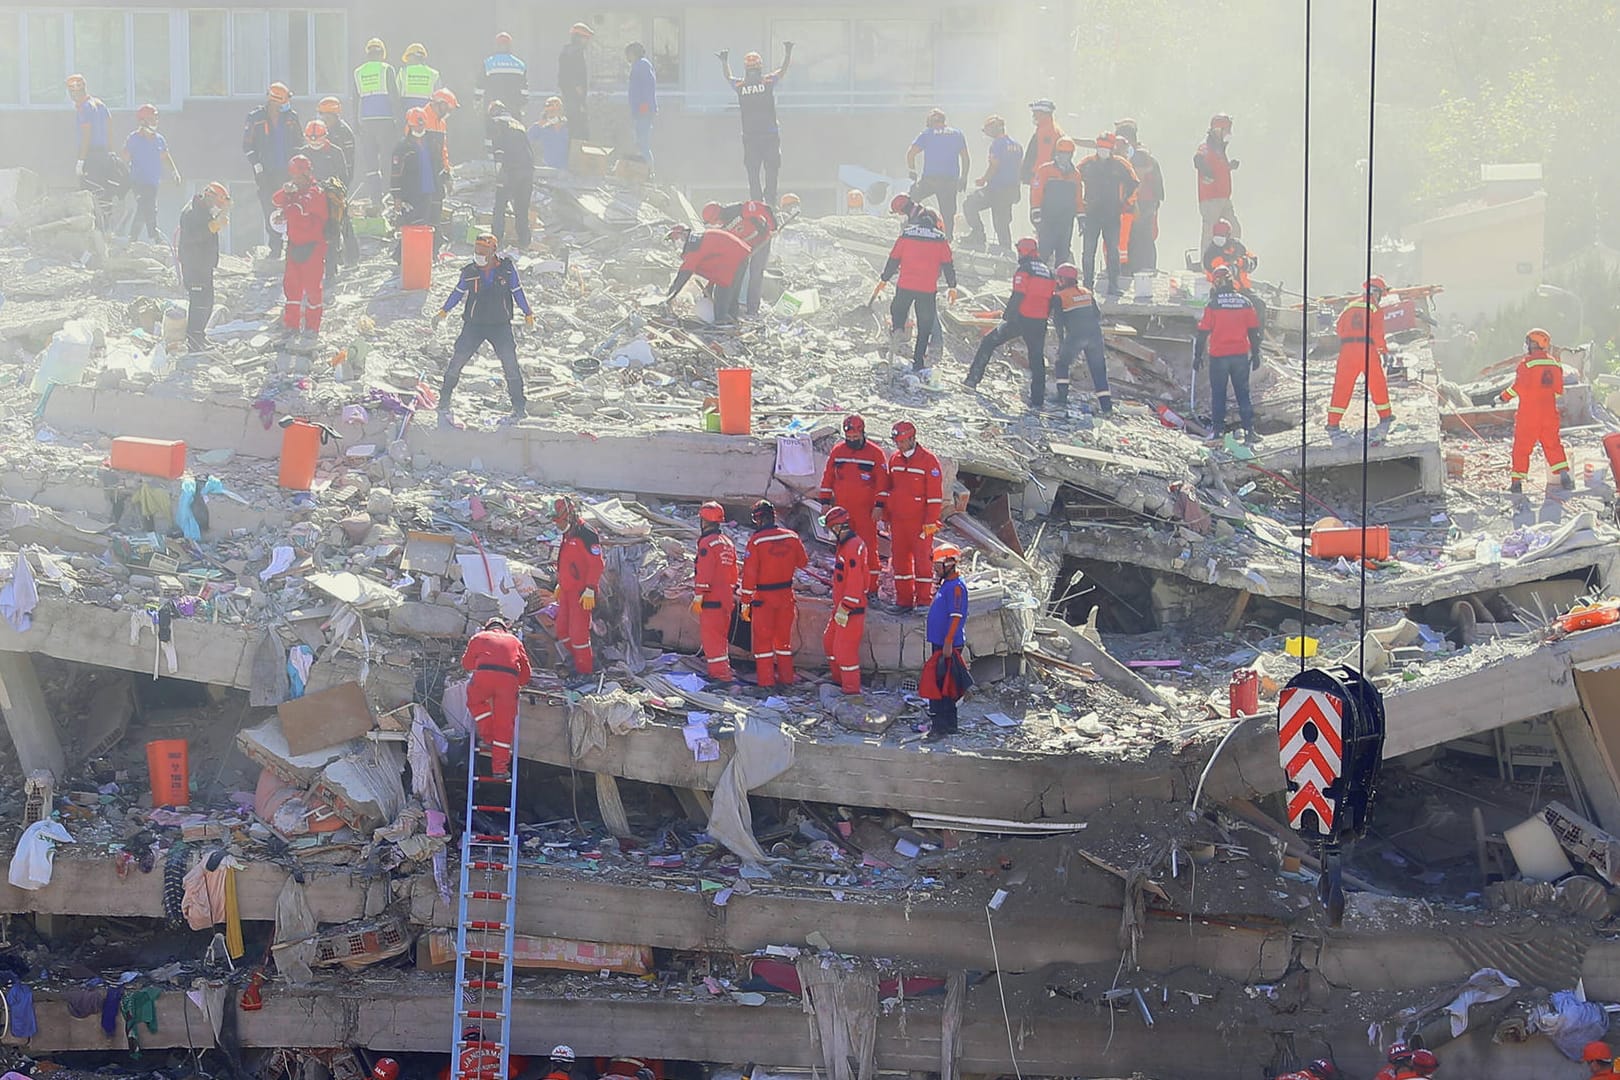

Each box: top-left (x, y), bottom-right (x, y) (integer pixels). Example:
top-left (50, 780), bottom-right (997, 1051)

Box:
top-left (1297, 0), bottom-right (1314, 675)
top-left (1356, 0), bottom-right (1381, 675)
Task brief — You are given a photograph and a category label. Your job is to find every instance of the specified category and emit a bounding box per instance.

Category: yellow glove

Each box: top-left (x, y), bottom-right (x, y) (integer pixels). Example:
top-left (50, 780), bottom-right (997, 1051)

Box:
top-left (690, 597), bottom-right (703, 615)
top-left (947, 288), bottom-right (958, 305)
top-left (433, 310), bottom-right (447, 325)
top-left (740, 604), bottom-right (753, 622)
top-left (923, 523), bottom-right (941, 537)
top-left (525, 313), bottom-right (536, 328)
top-left (580, 588), bottom-right (596, 612)
top-left (833, 607), bottom-right (850, 628)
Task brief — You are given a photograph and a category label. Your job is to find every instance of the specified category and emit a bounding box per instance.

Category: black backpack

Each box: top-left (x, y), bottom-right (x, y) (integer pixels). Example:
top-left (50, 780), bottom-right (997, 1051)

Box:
top-left (320, 177), bottom-right (348, 240)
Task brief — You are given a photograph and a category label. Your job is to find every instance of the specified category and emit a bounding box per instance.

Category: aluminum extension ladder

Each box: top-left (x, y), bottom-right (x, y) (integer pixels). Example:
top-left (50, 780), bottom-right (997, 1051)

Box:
top-left (450, 706), bottom-right (521, 1080)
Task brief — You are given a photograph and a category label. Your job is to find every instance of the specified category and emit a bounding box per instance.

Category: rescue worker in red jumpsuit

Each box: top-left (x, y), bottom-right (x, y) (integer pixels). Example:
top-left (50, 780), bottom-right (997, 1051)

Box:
top-left (874, 207), bottom-right (957, 371)
top-left (1501, 327), bottom-right (1572, 493)
top-left (818, 414), bottom-right (888, 596)
top-left (664, 223), bottom-right (753, 323)
top-left (1274, 1059), bottom-right (1340, 1080)
top-left (885, 421), bottom-right (945, 609)
top-left (459, 617), bottom-right (531, 777)
top-left (1584, 1041), bottom-right (1618, 1079)
top-left (739, 500), bottom-right (808, 688)
top-left (270, 154), bottom-right (329, 340)
top-left (551, 497), bottom-right (603, 676)
top-left (965, 237), bottom-right (1057, 407)
top-left (703, 196), bottom-right (782, 317)
top-left (1194, 264), bottom-right (1262, 445)
top-left (691, 501), bottom-right (738, 680)
top-left (1372, 1043), bottom-right (1438, 1080)
top-left (1327, 275), bottom-right (1394, 438)
top-left (821, 506), bottom-right (869, 695)
top-left (440, 1028), bottom-right (532, 1080)
top-left (1373, 1042), bottom-right (1414, 1080)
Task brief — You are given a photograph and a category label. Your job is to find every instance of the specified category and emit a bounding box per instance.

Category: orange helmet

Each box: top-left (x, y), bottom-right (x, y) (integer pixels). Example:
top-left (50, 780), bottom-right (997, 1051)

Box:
top-left (405, 107), bottom-right (429, 134)
top-left (1525, 327), bottom-right (1552, 352)
top-left (845, 189), bottom-right (864, 209)
top-left (474, 233), bottom-right (498, 257)
top-left (570, 23), bottom-right (595, 38)
top-left (1054, 136), bottom-right (1077, 154)
top-left (371, 1060), bottom-right (400, 1080)
top-left (495, 31), bottom-right (513, 49)
top-left (822, 506), bottom-right (851, 528)
top-left (66, 74), bottom-right (87, 95)
top-left (932, 543), bottom-right (962, 562)
top-left (701, 202), bottom-right (725, 225)
top-left (1210, 264), bottom-right (1235, 285)
top-left (304, 119), bottom-right (329, 143)
top-left (268, 82), bottom-right (291, 105)
top-left (1055, 262), bottom-right (1079, 282)
top-left (432, 88), bottom-right (459, 110)
top-left (779, 192), bottom-right (801, 212)
top-left (744, 51), bottom-right (763, 68)
top-left (842, 414), bottom-right (866, 437)
top-left (551, 496), bottom-right (578, 524)
top-left (699, 501), bottom-right (726, 523)
top-left (203, 182), bottom-right (232, 208)
top-left (891, 420), bottom-right (917, 441)
top-left (1016, 237), bottom-right (1040, 257)
top-left (318, 96), bottom-right (343, 115)
top-left (1095, 131), bottom-right (1118, 150)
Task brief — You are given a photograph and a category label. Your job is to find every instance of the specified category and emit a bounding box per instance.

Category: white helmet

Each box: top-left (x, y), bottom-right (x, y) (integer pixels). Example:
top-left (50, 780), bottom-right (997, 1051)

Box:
top-left (550, 1047), bottom-right (576, 1064)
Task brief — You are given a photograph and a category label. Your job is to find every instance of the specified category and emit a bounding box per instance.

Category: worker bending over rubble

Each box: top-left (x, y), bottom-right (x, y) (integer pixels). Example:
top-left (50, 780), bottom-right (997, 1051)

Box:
top-left (1584, 1041), bottom-right (1618, 1079)
top-left (270, 155), bottom-right (329, 341)
top-left (919, 543), bottom-right (969, 739)
top-left (740, 500), bottom-right (808, 689)
top-left (818, 415), bottom-right (888, 597)
top-left (822, 507), bottom-right (869, 695)
top-left (691, 502), bottom-right (738, 681)
top-left (965, 237), bottom-right (1057, 408)
top-left (459, 617), bottom-right (531, 777)
top-left (703, 195), bottom-right (786, 317)
top-left (1050, 263), bottom-right (1110, 413)
top-left (552, 498), bottom-right (604, 678)
top-left (664, 224), bottom-right (753, 324)
top-left (432, 233), bottom-right (535, 426)
top-left (1327, 275), bottom-right (1394, 439)
top-left (885, 422), bottom-right (945, 609)
top-left (1501, 327), bottom-right (1573, 493)
top-left (875, 205), bottom-right (957, 372)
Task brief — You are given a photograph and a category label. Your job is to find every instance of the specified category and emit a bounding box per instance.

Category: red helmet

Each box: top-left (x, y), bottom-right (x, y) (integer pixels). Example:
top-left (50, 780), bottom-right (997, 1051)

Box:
top-left (1213, 218), bottom-right (1233, 239)
top-left (698, 501), bottom-right (725, 523)
top-left (701, 202), bottom-right (725, 225)
top-left (1210, 112), bottom-right (1233, 131)
top-left (823, 506), bottom-right (851, 527)
top-left (1409, 1049), bottom-right (1438, 1070)
top-left (432, 88), bottom-right (459, 110)
top-left (1386, 1043), bottom-right (1413, 1064)
top-left (1584, 1042), bottom-right (1614, 1064)
top-left (842, 414), bottom-right (866, 437)
top-left (1094, 131), bottom-right (1118, 150)
top-left (288, 155), bottom-right (314, 181)
top-left (405, 107), bottom-right (429, 134)
top-left (1364, 275), bottom-right (1388, 294)
top-left (750, 499), bottom-right (776, 526)
top-left (1307, 1060), bottom-right (1338, 1080)
top-left (551, 496), bottom-right (577, 524)
top-left (932, 542), bottom-right (962, 562)
top-left (891, 420), bottom-right (917, 441)
top-left (889, 193), bottom-right (914, 216)
top-left (1055, 262), bottom-right (1079, 282)
top-left (1210, 264), bottom-right (1235, 284)
top-left (1525, 327), bottom-right (1552, 352)
top-left (304, 119), bottom-right (329, 143)
top-left (495, 31), bottom-right (513, 49)
top-left (136, 103), bottom-right (159, 123)
top-left (372, 1059), bottom-right (400, 1080)
top-left (1016, 237), bottom-right (1040, 257)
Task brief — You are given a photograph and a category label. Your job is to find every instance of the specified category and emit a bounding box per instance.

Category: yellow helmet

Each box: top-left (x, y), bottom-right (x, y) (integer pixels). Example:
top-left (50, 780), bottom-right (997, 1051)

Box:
top-left (365, 37), bottom-right (386, 57)
top-left (403, 42), bottom-right (427, 63)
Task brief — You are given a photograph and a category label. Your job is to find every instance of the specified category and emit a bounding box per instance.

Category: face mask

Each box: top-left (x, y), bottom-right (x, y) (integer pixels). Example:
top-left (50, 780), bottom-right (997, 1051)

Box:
top-left (279, 102), bottom-right (291, 113)
top-left (412, 130), bottom-right (424, 139)
top-left (210, 206), bottom-right (222, 219)
top-left (1098, 149), bottom-right (1112, 159)
top-left (1054, 154), bottom-right (1073, 169)
top-left (1122, 145), bottom-right (1135, 159)
top-left (474, 254), bottom-right (490, 267)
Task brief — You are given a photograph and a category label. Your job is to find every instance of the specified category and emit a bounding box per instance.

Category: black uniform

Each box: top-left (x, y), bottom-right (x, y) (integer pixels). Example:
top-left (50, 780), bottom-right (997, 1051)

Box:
top-left (557, 40), bottom-right (589, 139)
top-left (732, 72), bottom-right (783, 204)
top-left (489, 113), bottom-right (534, 248)
top-left (177, 195), bottom-right (222, 349)
top-left (439, 258), bottom-right (534, 416)
top-left (391, 131), bottom-right (448, 254)
top-left (242, 103), bottom-right (303, 257)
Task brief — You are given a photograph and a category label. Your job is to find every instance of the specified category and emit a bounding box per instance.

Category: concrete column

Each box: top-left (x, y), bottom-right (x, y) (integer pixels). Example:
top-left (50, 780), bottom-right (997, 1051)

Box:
top-left (0, 651), bottom-right (66, 781)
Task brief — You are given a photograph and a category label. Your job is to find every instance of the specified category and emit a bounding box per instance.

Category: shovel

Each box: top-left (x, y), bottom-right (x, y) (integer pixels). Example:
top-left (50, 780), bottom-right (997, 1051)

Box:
top-left (838, 281), bottom-right (886, 332)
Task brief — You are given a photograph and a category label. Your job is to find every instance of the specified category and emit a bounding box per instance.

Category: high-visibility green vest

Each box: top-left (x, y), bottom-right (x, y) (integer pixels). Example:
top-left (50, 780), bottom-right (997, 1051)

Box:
top-left (399, 63), bottom-right (439, 100)
top-left (353, 60), bottom-right (392, 97)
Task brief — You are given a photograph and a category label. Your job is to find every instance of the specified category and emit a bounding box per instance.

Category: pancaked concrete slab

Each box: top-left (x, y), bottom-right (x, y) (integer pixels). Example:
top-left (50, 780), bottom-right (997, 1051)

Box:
top-left (0, 597), bottom-right (258, 689)
top-left (0, 651), bottom-right (66, 779)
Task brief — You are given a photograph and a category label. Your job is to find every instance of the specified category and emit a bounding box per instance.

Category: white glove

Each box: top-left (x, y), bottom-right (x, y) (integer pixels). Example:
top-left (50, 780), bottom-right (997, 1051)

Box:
top-left (253, 162), bottom-right (264, 176)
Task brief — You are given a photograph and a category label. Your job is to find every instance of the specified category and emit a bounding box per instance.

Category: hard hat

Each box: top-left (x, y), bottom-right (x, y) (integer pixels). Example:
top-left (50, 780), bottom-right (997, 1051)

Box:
top-left (550, 1046), bottom-right (576, 1064)
top-left (1015, 237), bottom-right (1040, 257)
top-left (1211, 264), bottom-right (1235, 283)
top-left (495, 31), bottom-right (513, 49)
top-left (846, 189), bottom-right (864, 209)
top-left (570, 23), bottom-right (595, 38)
top-left (842, 414), bottom-right (866, 436)
top-left (822, 506), bottom-right (851, 528)
top-left (544, 96), bottom-right (563, 111)
top-left (365, 37), bottom-right (386, 55)
top-left (701, 202), bottom-right (725, 225)
top-left (1028, 98), bottom-right (1056, 113)
top-left (432, 88), bottom-right (459, 110)
top-left (1054, 136), bottom-right (1077, 154)
top-left (1210, 112), bottom-right (1233, 129)
top-left (666, 224), bottom-right (691, 242)
top-left (371, 1058), bottom-right (400, 1080)
top-left (268, 82), bottom-right (292, 104)
top-left (1386, 1042), bottom-right (1413, 1064)
top-left (1409, 1049), bottom-right (1438, 1070)
top-left (889, 193), bottom-right (914, 215)
top-left (402, 43), bottom-right (427, 62)
top-left (1525, 327), bottom-right (1552, 352)
top-left (699, 501), bottom-right (726, 523)
top-left (288, 155), bottom-right (314, 180)
top-left (203, 181), bottom-right (232, 207)
top-left (1095, 131), bottom-right (1118, 149)
top-left (779, 192), bottom-right (801, 211)
top-left (1364, 274), bottom-right (1388, 293)
top-left (1055, 262), bottom-right (1079, 281)
top-left (481, 617), bottom-right (509, 631)
top-left (405, 107), bottom-right (428, 133)
top-left (750, 499), bottom-right (776, 526)
top-left (474, 233), bottom-right (499, 257)
top-left (1585, 1042), bottom-right (1614, 1063)
top-left (318, 96), bottom-right (343, 114)
top-left (932, 543), bottom-right (962, 562)
top-left (915, 207), bottom-right (941, 229)
top-left (488, 100), bottom-right (510, 117)
top-left (926, 107), bottom-right (946, 125)
top-left (1213, 219), bottom-right (1233, 238)
top-left (136, 103), bottom-right (159, 123)
top-left (744, 51), bottom-right (763, 67)
top-left (1307, 1060), bottom-right (1338, 1080)
top-left (891, 420), bottom-right (917, 441)
top-left (982, 114), bottom-right (1006, 134)
top-left (462, 1028), bottom-right (482, 1042)
top-left (551, 496), bottom-right (577, 523)
top-left (304, 119), bottom-right (329, 142)
top-left (1114, 116), bottom-right (1139, 134)
top-left (66, 74), bottom-right (87, 93)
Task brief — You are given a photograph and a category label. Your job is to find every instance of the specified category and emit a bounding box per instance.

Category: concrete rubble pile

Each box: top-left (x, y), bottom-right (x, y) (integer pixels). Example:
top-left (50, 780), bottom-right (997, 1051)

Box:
top-left (6, 162), bottom-right (1620, 1080)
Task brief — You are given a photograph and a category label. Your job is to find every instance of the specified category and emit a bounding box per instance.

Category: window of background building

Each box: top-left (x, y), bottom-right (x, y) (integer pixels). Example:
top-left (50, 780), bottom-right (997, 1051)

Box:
top-left (0, 13), bottom-right (21, 106)
top-left (853, 21), bottom-right (932, 93)
top-left (26, 13), bottom-right (67, 106)
top-left (770, 20), bottom-right (849, 92)
top-left (231, 12), bottom-right (270, 96)
top-left (588, 12), bottom-right (681, 88)
top-left (286, 11), bottom-right (312, 95)
top-left (313, 12), bottom-right (348, 95)
top-left (189, 11), bottom-right (228, 97)
top-left (132, 13), bottom-right (173, 105)
top-left (936, 30), bottom-right (998, 100)
top-left (73, 11), bottom-right (129, 107)
top-left (651, 16), bottom-right (680, 84)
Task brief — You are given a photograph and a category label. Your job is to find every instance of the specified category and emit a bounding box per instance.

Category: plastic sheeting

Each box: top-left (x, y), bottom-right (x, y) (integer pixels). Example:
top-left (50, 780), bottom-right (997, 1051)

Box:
top-left (273, 876), bottom-right (318, 985)
top-left (1531, 989), bottom-right (1609, 1060)
top-left (7, 819), bottom-right (73, 890)
top-left (706, 713), bottom-right (794, 867)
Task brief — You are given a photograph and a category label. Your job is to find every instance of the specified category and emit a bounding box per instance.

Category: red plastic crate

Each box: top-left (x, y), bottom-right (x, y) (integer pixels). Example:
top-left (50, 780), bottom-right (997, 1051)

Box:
top-left (110, 437), bottom-right (186, 479)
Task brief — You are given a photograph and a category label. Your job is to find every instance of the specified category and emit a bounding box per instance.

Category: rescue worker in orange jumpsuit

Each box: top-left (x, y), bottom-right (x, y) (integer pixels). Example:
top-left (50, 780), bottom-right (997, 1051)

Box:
top-left (1327, 275), bottom-right (1394, 438)
top-left (691, 501), bottom-right (738, 680)
top-left (459, 617), bottom-right (531, 776)
top-left (663, 224), bottom-right (753, 323)
top-left (874, 206), bottom-right (958, 371)
top-left (1584, 1041), bottom-right (1619, 1079)
top-left (270, 154), bottom-right (329, 340)
top-left (1274, 1060), bottom-right (1340, 1080)
top-left (551, 497), bottom-right (603, 676)
top-left (965, 237), bottom-right (1058, 407)
top-left (818, 415), bottom-right (888, 597)
top-left (1029, 136), bottom-right (1084, 265)
top-left (1020, 99), bottom-right (1066, 185)
top-left (885, 421), bottom-right (945, 609)
top-left (821, 506), bottom-right (869, 695)
top-left (1501, 327), bottom-right (1572, 493)
top-left (739, 500), bottom-right (808, 688)
top-left (1194, 112), bottom-right (1240, 242)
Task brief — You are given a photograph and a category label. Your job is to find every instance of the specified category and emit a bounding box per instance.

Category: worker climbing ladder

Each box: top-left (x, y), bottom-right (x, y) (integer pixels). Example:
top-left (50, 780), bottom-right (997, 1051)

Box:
top-left (450, 708), bottom-right (522, 1080)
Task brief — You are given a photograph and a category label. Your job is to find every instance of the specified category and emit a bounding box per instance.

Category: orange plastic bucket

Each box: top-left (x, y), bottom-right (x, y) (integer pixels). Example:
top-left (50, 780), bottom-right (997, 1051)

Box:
top-left (717, 367), bottom-right (752, 435)
top-left (401, 224), bottom-right (434, 290)
top-left (146, 739), bottom-right (190, 807)
top-left (278, 419), bottom-right (323, 490)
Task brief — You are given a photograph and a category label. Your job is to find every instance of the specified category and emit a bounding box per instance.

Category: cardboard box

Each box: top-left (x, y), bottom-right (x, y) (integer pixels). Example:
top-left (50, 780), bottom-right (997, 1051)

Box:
top-left (569, 141), bottom-right (612, 177)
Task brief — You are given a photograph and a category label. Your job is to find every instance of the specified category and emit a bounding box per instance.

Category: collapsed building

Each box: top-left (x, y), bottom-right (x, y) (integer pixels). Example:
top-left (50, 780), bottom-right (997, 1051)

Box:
top-left (3, 157), bottom-right (1620, 1080)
